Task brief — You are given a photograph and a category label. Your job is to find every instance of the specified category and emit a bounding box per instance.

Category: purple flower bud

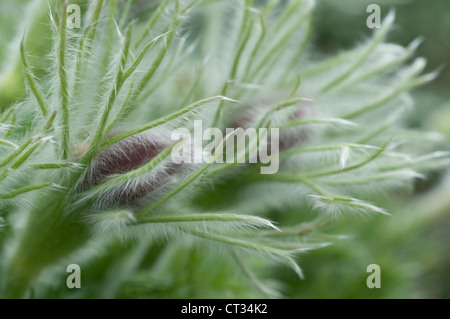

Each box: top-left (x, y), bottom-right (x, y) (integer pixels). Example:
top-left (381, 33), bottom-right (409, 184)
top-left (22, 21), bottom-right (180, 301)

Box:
top-left (229, 98), bottom-right (312, 152)
top-left (80, 130), bottom-right (189, 208)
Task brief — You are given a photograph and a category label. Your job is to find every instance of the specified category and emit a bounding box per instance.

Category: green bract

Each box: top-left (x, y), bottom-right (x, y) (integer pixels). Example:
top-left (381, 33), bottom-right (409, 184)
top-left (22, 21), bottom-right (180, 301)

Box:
top-left (0, 0), bottom-right (447, 298)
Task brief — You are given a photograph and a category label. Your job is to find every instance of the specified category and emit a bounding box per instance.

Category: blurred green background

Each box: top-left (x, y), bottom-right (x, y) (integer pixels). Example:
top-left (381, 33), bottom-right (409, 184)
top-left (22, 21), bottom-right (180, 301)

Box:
top-left (283, 0), bottom-right (450, 298)
top-left (314, 0), bottom-right (450, 135)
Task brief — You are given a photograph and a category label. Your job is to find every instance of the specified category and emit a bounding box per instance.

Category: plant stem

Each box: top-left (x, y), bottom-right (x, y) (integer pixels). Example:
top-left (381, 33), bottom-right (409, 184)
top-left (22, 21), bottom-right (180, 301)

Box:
top-left (59, 1), bottom-right (70, 159)
top-left (2, 173), bottom-right (90, 298)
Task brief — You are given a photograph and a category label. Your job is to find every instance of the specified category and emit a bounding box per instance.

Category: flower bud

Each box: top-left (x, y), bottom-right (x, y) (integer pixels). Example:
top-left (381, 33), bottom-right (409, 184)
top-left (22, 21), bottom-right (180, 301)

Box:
top-left (81, 129), bottom-right (193, 208)
top-left (229, 97), bottom-right (312, 152)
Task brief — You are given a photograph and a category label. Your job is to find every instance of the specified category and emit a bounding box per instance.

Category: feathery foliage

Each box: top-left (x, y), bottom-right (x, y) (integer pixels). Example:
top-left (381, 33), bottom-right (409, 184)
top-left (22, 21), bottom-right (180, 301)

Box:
top-left (0, 0), bottom-right (447, 298)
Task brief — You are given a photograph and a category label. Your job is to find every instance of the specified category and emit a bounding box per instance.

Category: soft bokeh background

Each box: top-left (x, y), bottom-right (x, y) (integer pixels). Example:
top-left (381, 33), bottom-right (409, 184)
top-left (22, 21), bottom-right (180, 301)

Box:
top-left (284, 0), bottom-right (450, 298)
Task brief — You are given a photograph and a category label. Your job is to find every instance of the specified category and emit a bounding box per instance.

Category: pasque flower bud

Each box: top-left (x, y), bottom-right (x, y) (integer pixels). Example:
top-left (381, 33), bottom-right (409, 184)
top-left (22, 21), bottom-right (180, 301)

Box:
top-left (229, 97), bottom-right (312, 152)
top-left (81, 129), bottom-right (193, 208)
